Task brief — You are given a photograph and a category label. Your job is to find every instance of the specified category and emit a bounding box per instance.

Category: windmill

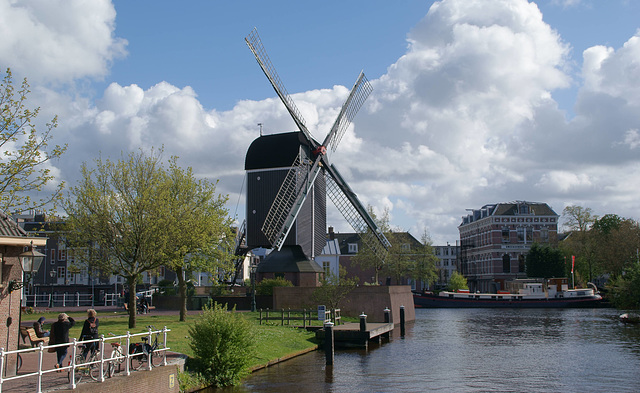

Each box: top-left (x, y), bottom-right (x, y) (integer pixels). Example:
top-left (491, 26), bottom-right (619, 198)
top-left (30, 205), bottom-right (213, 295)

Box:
top-left (243, 28), bottom-right (390, 273)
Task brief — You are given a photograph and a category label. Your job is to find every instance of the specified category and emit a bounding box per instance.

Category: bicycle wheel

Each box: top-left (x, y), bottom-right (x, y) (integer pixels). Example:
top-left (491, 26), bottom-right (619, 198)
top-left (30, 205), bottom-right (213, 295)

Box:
top-left (89, 355), bottom-right (106, 381)
top-left (150, 349), bottom-right (163, 367)
top-left (130, 352), bottom-right (146, 370)
top-left (108, 347), bottom-right (123, 377)
top-left (69, 354), bottom-right (85, 384)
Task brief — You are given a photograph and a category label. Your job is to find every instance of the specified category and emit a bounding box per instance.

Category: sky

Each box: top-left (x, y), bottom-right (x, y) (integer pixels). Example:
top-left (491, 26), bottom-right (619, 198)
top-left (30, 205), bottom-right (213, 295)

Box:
top-left (1, 0), bottom-right (640, 245)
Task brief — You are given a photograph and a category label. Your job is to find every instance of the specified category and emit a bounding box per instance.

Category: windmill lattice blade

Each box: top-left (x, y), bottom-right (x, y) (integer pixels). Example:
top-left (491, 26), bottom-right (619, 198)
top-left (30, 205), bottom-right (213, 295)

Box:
top-left (262, 153), bottom-right (323, 250)
top-left (325, 72), bottom-right (372, 152)
top-left (245, 28), bottom-right (312, 140)
top-left (325, 167), bottom-right (390, 262)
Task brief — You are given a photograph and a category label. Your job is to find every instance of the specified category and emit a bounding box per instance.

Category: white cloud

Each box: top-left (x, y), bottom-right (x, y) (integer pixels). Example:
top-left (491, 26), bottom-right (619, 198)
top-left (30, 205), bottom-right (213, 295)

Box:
top-left (0, 0), bottom-right (127, 83)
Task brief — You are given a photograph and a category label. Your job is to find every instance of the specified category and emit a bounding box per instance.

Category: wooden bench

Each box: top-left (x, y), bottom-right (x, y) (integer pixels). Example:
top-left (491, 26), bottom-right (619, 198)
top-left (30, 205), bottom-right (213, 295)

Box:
top-left (23, 327), bottom-right (49, 347)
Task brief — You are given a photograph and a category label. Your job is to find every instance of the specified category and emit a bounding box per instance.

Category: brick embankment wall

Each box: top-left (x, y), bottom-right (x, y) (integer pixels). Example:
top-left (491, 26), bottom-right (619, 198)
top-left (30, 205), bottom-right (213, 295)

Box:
top-left (273, 285), bottom-right (415, 323)
top-left (55, 360), bottom-right (185, 393)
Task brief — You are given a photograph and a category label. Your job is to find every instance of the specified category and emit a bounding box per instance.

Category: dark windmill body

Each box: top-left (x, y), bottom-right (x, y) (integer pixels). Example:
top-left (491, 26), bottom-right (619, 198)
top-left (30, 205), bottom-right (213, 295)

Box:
top-left (243, 28), bottom-right (390, 284)
top-left (245, 132), bottom-right (326, 259)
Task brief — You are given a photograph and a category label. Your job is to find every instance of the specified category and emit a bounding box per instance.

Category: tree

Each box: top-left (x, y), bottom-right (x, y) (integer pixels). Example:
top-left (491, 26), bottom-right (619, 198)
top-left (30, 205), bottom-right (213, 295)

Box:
top-left (0, 68), bottom-right (66, 213)
top-left (562, 205), bottom-right (596, 232)
top-left (412, 229), bottom-right (439, 289)
top-left (311, 266), bottom-right (358, 310)
top-left (607, 263), bottom-right (640, 310)
top-left (525, 243), bottom-right (564, 278)
top-left (447, 271), bottom-right (468, 292)
top-left (162, 159), bottom-right (234, 322)
top-left (66, 150), bottom-right (179, 328)
top-left (351, 206), bottom-right (391, 284)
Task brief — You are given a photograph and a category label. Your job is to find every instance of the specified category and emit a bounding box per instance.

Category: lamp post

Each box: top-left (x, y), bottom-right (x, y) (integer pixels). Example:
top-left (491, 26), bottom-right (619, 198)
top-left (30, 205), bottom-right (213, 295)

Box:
top-left (250, 264), bottom-right (257, 312)
top-left (9, 241), bottom-right (46, 307)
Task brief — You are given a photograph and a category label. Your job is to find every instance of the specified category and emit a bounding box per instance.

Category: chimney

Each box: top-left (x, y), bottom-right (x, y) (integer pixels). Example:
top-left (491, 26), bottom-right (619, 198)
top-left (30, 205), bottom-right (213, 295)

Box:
top-left (328, 226), bottom-right (335, 240)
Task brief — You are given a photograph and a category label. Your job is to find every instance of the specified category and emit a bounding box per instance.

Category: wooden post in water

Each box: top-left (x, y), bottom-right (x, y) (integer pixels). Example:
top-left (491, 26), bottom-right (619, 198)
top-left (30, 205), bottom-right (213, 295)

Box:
top-left (324, 321), bottom-right (334, 366)
top-left (359, 312), bottom-right (367, 332)
top-left (383, 307), bottom-right (391, 339)
top-left (400, 305), bottom-right (406, 337)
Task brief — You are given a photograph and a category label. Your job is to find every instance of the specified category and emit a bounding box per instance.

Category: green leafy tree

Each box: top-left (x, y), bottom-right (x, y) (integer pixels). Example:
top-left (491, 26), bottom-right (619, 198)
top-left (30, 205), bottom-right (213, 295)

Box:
top-left (351, 206), bottom-right (391, 284)
top-left (0, 68), bottom-right (66, 213)
top-left (412, 229), bottom-right (439, 289)
top-left (525, 243), bottom-right (564, 278)
top-left (66, 150), bottom-right (179, 328)
top-left (607, 263), bottom-right (640, 310)
top-left (447, 271), bottom-right (468, 292)
top-left (162, 158), bottom-right (234, 322)
top-left (311, 266), bottom-right (358, 310)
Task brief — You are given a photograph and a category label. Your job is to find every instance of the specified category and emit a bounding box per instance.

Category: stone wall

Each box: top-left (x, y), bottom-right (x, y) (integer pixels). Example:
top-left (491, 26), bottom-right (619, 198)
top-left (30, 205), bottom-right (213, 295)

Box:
top-left (273, 285), bottom-right (415, 323)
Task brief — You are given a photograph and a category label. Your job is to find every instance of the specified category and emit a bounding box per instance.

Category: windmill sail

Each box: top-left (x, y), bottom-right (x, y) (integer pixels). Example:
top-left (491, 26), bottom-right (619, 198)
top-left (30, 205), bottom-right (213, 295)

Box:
top-left (245, 28), bottom-right (315, 143)
top-left (325, 165), bottom-right (390, 262)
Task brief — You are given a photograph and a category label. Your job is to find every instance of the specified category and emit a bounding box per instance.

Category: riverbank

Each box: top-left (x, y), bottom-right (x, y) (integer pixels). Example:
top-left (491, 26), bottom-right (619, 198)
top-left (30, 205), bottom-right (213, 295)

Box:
top-left (15, 306), bottom-right (320, 391)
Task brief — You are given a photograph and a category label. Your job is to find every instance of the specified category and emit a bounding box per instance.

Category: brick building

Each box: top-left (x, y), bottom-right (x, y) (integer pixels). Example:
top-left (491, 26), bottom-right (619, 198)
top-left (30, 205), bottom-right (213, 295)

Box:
top-left (458, 201), bottom-right (559, 293)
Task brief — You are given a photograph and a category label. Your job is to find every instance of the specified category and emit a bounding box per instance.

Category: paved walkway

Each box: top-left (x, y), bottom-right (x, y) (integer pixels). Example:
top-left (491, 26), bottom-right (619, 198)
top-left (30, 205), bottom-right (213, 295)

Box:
top-left (5, 307), bottom-right (194, 392)
top-left (3, 347), bottom-right (185, 392)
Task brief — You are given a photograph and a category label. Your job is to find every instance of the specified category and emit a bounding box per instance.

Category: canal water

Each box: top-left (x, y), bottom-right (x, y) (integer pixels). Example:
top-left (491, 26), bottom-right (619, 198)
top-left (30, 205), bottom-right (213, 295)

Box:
top-left (221, 308), bottom-right (640, 392)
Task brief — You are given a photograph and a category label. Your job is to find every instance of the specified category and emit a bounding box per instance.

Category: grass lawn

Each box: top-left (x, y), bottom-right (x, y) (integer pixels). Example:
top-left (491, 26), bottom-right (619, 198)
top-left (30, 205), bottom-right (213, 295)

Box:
top-left (21, 310), bottom-right (319, 369)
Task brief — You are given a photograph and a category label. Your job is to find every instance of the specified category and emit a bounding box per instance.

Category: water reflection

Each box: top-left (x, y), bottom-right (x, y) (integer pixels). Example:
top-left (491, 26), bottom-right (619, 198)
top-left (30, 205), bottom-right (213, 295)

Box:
top-left (216, 308), bottom-right (640, 392)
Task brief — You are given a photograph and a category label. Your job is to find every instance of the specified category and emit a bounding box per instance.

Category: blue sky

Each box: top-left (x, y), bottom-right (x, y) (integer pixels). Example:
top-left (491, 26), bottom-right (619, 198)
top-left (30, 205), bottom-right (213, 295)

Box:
top-left (2, 0), bottom-right (640, 244)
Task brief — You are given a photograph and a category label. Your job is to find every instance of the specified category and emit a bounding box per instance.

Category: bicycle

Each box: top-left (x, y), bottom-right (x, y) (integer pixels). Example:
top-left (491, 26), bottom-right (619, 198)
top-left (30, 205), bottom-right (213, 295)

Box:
top-left (68, 343), bottom-right (106, 383)
top-left (129, 325), bottom-right (164, 370)
top-left (107, 332), bottom-right (124, 377)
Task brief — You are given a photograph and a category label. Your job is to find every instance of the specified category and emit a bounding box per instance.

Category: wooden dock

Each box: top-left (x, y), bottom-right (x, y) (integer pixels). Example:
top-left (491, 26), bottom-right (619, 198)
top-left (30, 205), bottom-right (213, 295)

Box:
top-left (316, 322), bottom-right (394, 348)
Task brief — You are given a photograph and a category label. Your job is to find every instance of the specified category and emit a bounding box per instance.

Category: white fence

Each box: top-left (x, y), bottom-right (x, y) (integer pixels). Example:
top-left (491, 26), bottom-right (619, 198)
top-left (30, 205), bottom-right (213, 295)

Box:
top-left (24, 293), bottom-right (121, 308)
top-left (0, 327), bottom-right (170, 393)
top-left (24, 289), bottom-right (157, 308)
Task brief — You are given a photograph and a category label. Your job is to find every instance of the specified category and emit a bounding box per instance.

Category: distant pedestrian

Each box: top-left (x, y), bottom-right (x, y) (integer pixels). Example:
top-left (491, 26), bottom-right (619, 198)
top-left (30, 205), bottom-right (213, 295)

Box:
top-left (33, 317), bottom-right (50, 337)
top-left (51, 313), bottom-right (75, 370)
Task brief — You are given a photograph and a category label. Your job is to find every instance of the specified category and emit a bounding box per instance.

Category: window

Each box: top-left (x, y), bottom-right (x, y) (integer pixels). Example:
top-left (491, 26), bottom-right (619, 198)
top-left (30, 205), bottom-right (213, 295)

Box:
top-left (502, 254), bottom-right (511, 273)
top-left (526, 227), bottom-right (532, 242)
top-left (435, 248), bottom-right (441, 256)
top-left (540, 227), bottom-right (549, 242)
top-left (518, 255), bottom-right (525, 272)
top-left (444, 248), bottom-right (449, 255)
top-left (50, 249), bottom-right (56, 264)
top-left (502, 227), bottom-right (510, 242)
top-left (401, 243), bottom-right (410, 252)
top-left (322, 261), bottom-right (330, 277)
top-left (57, 266), bottom-right (65, 282)
top-left (58, 249), bottom-right (66, 261)
top-left (519, 204), bottom-right (529, 214)
top-left (517, 227), bottom-right (525, 242)
top-left (348, 243), bottom-right (358, 254)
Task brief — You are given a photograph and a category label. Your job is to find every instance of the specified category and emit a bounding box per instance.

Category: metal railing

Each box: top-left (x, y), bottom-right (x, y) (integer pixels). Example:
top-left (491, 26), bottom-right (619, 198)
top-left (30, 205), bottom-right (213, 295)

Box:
top-left (0, 327), bottom-right (171, 393)
top-left (23, 293), bottom-right (122, 308)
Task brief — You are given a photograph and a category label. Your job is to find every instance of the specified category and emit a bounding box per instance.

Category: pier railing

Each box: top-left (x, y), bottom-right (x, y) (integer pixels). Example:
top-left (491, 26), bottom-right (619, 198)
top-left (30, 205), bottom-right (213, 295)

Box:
top-left (258, 308), bottom-right (341, 326)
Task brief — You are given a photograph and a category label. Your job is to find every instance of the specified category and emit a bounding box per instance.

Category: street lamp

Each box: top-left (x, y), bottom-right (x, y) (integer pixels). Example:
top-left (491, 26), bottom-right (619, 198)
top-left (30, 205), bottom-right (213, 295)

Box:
top-left (8, 241), bottom-right (45, 293)
top-left (250, 264), bottom-right (257, 312)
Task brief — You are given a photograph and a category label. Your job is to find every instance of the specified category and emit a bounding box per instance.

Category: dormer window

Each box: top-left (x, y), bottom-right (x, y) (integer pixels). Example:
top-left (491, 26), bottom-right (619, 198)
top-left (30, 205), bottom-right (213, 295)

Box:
top-left (348, 243), bottom-right (358, 254)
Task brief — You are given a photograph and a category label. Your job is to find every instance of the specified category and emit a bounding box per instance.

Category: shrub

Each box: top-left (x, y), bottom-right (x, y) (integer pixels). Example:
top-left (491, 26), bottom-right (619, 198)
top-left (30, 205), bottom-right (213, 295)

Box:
top-left (256, 277), bottom-right (293, 296)
top-left (187, 302), bottom-right (256, 387)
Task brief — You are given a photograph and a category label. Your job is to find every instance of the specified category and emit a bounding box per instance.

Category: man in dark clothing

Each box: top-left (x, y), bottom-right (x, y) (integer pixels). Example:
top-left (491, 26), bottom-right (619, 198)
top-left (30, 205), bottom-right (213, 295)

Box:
top-left (33, 317), bottom-right (50, 337)
top-left (51, 313), bottom-right (76, 370)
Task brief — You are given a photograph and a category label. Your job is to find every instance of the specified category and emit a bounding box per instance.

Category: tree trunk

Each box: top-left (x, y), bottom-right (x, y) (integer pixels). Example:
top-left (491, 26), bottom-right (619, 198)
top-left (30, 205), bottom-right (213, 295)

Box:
top-left (177, 266), bottom-right (187, 322)
top-left (128, 277), bottom-right (137, 329)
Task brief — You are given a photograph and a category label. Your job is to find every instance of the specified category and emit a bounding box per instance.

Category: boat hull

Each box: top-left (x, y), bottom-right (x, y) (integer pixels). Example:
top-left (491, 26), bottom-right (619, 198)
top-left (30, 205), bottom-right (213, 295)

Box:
top-left (413, 293), bottom-right (603, 308)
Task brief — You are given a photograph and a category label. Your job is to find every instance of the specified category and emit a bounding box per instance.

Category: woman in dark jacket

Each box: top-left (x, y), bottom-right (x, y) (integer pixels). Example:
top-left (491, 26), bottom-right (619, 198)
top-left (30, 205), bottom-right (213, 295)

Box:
top-left (51, 313), bottom-right (76, 370)
top-left (79, 309), bottom-right (100, 359)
